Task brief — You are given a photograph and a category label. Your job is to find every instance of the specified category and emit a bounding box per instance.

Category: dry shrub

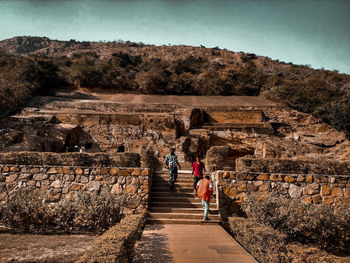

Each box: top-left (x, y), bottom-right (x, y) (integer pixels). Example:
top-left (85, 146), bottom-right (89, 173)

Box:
top-left (228, 217), bottom-right (347, 263)
top-left (0, 188), bottom-right (124, 234)
top-left (228, 217), bottom-right (289, 263)
top-left (242, 195), bottom-right (350, 254)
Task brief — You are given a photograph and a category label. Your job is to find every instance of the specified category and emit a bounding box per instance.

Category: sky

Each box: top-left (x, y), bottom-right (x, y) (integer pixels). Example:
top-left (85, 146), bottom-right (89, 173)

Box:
top-left (0, 0), bottom-right (349, 74)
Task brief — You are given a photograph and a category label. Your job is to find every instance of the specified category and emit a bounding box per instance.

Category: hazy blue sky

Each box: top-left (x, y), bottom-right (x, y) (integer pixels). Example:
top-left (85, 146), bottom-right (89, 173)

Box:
top-left (0, 0), bottom-right (349, 73)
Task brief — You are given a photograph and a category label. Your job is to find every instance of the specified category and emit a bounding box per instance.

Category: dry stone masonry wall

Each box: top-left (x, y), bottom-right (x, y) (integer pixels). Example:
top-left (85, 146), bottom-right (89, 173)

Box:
top-left (0, 165), bottom-right (151, 213)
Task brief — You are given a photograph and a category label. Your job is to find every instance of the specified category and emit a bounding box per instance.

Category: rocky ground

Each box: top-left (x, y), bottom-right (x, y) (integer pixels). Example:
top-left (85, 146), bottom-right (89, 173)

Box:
top-left (0, 234), bottom-right (95, 262)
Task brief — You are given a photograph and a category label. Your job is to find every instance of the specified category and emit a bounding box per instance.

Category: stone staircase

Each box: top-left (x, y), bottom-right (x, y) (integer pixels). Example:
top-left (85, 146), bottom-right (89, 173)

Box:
top-left (147, 170), bottom-right (221, 224)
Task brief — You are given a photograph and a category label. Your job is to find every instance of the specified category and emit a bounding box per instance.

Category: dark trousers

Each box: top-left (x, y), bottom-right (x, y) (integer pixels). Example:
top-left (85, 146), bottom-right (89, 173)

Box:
top-left (169, 167), bottom-right (178, 188)
top-left (193, 176), bottom-right (202, 191)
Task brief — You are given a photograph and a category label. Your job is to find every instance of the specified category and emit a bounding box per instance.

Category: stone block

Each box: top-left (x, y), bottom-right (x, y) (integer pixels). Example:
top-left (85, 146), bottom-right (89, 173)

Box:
top-left (312, 194), bottom-right (322, 204)
top-left (323, 196), bottom-right (334, 205)
top-left (70, 183), bottom-right (83, 191)
top-left (257, 173), bottom-right (268, 180)
top-left (111, 184), bottom-right (123, 195)
top-left (63, 167), bottom-right (73, 175)
top-left (304, 183), bottom-right (319, 195)
top-left (86, 181), bottom-right (101, 192)
top-left (110, 168), bottom-right (120, 176)
top-left (30, 168), bottom-right (40, 173)
top-left (95, 175), bottom-right (103, 181)
top-left (297, 175), bottom-right (305, 182)
top-left (101, 167), bottom-right (109, 175)
top-left (124, 185), bottom-right (138, 195)
top-left (47, 168), bottom-right (58, 174)
top-left (141, 169), bottom-right (149, 176)
top-left (131, 178), bottom-right (140, 186)
top-left (33, 174), bottom-right (47, 180)
top-left (223, 172), bottom-right (230, 179)
top-left (331, 187), bottom-right (343, 197)
top-left (118, 177), bottom-right (126, 184)
top-left (119, 170), bottom-right (130, 177)
top-left (46, 190), bottom-right (61, 202)
top-left (51, 180), bottom-right (63, 188)
top-left (62, 183), bottom-right (69, 194)
top-left (3, 166), bottom-right (9, 172)
top-left (253, 181), bottom-right (263, 187)
top-left (345, 189), bottom-right (350, 199)
top-left (84, 168), bottom-right (90, 175)
top-left (56, 167), bottom-right (63, 174)
top-left (10, 166), bottom-right (19, 172)
top-left (289, 185), bottom-right (302, 198)
top-left (247, 183), bottom-right (258, 192)
top-left (132, 169), bottom-right (141, 176)
top-left (223, 186), bottom-right (237, 198)
top-left (237, 183), bottom-right (247, 192)
top-left (49, 175), bottom-right (57, 181)
top-left (80, 176), bottom-right (89, 183)
top-left (75, 168), bottom-right (83, 175)
top-left (18, 173), bottom-right (32, 181)
top-left (270, 174), bottom-right (283, 182)
top-left (26, 180), bottom-right (36, 187)
top-left (306, 175), bottom-right (313, 183)
top-left (284, 176), bottom-right (295, 183)
top-left (258, 182), bottom-right (270, 191)
top-left (320, 185), bottom-right (331, 196)
top-left (6, 174), bottom-right (18, 183)
top-left (303, 196), bottom-right (312, 204)
top-left (236, 173), bottom-right (247, 180)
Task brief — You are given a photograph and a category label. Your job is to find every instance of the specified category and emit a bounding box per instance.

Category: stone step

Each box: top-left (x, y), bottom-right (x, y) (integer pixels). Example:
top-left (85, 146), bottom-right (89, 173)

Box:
top-left (151, 196), bottom-right (217, 204)
top-left (200, 123), bottom-right (274, 134)
top-left (152, 182), bottom-right (194, 188)
top-left (149, 212), bottom-right (221, 220)
top-left (150, 201), bottom-right (217, 208)
top-left (151, 187), bottom-right (194, 193)
top-left (153, 176), bottom-right (194, 182)
top-left (152, 179), bottom-right (194, 185)
top-left (150, 192), bottom-right (195, 198)
top-left (155, 170), bottom-right (192, 175)
top-left (149, 207), bottom-right (219, 214)
top-left (146, 218), bottom-right (220, 225)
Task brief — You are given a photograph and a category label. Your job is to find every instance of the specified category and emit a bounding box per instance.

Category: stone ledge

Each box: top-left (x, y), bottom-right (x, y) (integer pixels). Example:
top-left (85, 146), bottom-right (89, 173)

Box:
top-left (236, 158), bottom-right (350, 175)
top-left (76, 212), bottom-right (147, 263)
top-left (0, 152), bottom-right (140, 167)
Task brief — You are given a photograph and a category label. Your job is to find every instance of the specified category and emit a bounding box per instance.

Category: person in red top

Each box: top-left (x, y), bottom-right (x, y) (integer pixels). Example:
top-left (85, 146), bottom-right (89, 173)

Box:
top-left (192, 156), bottom-right (205, 194)
top-left (196, 175), bottom-right (213, 221)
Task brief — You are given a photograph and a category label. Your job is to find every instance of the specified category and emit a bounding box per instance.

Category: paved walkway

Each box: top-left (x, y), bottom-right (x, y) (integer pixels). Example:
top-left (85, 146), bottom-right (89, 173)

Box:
top-left (133, 224), bottom-right (257, 263)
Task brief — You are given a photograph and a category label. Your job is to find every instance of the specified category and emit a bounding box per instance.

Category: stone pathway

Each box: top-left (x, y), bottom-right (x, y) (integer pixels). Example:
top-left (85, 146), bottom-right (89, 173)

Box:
top-left (133, 224), bottom-right (257, 263)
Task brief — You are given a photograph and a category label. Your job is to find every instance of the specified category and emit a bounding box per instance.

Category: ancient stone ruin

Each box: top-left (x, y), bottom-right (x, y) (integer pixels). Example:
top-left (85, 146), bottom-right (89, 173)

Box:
top-left (0, 91), bottom-right (349, 225)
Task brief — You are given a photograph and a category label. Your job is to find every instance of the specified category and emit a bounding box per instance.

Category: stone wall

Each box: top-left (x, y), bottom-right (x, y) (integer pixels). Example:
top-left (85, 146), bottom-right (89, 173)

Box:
top-left (0, 164), bottom-right (151, 213)
top-left (0, 152), bottom-right (140, 167)
top-left (214, 170), bottom-right (350, 214)
top-left (236, 157), bottom-right (350, 175)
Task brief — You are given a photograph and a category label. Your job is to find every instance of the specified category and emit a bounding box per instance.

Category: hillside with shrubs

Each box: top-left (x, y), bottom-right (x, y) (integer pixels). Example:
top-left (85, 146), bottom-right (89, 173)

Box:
top-left (0, 36), bottom-right (349, 136)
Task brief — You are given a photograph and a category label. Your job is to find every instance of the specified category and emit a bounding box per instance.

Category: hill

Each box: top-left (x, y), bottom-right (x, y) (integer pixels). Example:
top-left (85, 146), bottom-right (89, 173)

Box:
top-left (0, 36), bottom-right (349, 136)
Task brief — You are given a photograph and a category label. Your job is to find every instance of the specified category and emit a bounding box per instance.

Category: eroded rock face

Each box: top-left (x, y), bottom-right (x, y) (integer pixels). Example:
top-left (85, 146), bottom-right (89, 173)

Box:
top-left (0, 93), bottom-right (349, 169)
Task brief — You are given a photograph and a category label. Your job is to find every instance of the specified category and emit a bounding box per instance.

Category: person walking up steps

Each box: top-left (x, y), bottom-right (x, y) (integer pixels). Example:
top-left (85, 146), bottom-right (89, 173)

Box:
top-left (164, 148), bottom-right (181, 190)
top-left (192, 156), bottom-right (205, 196)
top-left (196, 175), bottom-right (213, 221)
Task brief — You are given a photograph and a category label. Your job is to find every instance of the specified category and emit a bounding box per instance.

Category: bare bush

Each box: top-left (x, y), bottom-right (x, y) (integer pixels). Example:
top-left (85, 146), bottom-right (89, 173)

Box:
top-left (242, 195), bottom-right (350, 253)
top-left (0, 188), bottom-right (124, 234)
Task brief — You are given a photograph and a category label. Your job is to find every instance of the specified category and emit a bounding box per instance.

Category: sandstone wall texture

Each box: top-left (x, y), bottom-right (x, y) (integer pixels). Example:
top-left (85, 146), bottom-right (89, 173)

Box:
top-left (0, 165), bottom-right (151, 213)
top-left (215, 170), bottom-right (350, 213)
